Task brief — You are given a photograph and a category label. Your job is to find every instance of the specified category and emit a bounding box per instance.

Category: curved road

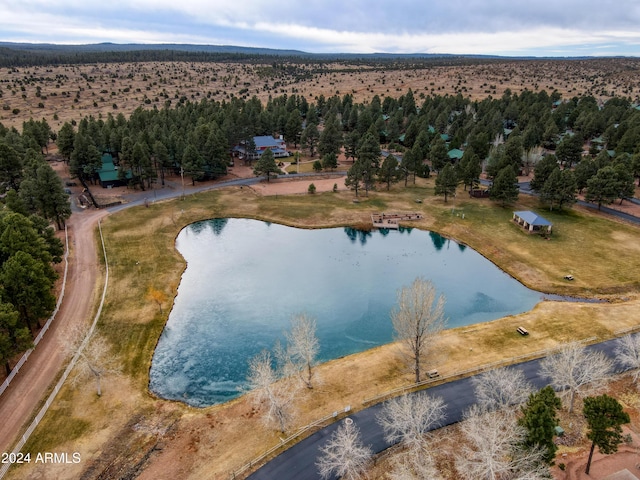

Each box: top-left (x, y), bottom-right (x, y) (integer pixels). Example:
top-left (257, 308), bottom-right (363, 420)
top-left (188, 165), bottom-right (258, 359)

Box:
top-left (248, 337), bottom-right (631, 480)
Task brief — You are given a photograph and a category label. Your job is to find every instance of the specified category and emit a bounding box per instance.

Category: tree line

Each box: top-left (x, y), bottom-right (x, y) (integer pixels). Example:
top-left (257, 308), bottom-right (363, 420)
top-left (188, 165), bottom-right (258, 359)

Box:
top-left (0, 118), bottom-right (69, 375)
top-left (52, 87), bottom-right (640, 210)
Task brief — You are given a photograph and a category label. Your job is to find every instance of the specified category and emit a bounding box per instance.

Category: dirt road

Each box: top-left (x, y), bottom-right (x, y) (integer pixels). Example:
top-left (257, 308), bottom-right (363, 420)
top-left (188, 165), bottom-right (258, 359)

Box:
top-left (0, 207), bottom-right (108, 453)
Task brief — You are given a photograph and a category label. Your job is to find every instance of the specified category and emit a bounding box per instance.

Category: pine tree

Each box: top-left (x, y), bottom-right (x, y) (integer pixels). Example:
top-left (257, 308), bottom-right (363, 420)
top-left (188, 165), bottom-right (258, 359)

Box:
top-left (490, 165), bottom-right (519, 206)
top-left (434, 163), bottom-right (458, 202)
top-left (519, 386), bottom-right (562, 464)
top-left (252, 149), bottom-right (282, 182)
top-left (584, 394), bottom-right (630, 475)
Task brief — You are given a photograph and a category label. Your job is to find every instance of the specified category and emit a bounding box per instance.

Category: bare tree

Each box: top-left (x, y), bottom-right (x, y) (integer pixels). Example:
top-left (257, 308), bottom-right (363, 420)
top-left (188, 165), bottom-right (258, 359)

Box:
top-left (60, 324), bottom-right (119, 396)
top-left (455, 405), bottom-right (550, 480)
top-left (392, 277), bottom-right (447, 383)
top-left (377, 392), bottom-right (446, 451)
top-left (247, 350), bottom-right (298, 433)
top-left (539, 342), bottom-right (612, 413)
top-left (388, 443), bottom-right (442, 480)
top-left (614, 333), bottom-right (640, 385)
top-left (472, 367), bottom-right (533, 412)
top-left (316, 419), bottom-right (372, 480)
top-left (284, 313), bottom-right (320, 389)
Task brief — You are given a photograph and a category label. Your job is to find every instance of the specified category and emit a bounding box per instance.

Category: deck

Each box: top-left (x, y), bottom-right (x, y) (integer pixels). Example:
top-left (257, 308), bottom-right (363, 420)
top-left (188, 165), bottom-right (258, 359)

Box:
top-left (371, 212), bottom-right (423, 229)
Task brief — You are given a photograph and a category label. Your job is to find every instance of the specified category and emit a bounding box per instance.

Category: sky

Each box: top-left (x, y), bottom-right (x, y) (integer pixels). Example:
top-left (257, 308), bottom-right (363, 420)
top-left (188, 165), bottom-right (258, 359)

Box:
top-left (2, 0), bottom-right (640, 57)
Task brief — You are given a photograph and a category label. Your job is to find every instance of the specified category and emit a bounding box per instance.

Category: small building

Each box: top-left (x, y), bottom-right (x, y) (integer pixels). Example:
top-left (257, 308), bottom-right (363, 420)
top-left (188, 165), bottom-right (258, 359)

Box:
top-left (513, 211), bottom-right (552, 235)
top-left (447, 148), bottom-right (464, 161)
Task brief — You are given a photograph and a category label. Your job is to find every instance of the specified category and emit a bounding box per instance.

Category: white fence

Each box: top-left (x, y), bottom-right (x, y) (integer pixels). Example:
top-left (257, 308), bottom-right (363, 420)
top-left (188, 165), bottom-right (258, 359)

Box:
top-left (0, 226), bottom-right (69, 398)
top-left (0, 220), bottom-right (109, 479)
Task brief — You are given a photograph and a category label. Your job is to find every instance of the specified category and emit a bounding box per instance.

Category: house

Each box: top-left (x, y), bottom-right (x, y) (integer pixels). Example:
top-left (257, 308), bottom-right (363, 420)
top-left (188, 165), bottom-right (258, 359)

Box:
top-left (233, 135), bottom-right (290, 162)
top-left (513, 211), bottom-right (552, 235)
top-left (98, 153), bottom-right (132, 188)
top-left (447, 148), bottom-right (464, 161)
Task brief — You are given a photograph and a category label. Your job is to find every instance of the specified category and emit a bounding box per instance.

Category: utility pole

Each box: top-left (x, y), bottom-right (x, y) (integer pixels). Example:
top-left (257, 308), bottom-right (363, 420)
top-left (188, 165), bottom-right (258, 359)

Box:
top-left (180, 166), bottom-right (185, 200)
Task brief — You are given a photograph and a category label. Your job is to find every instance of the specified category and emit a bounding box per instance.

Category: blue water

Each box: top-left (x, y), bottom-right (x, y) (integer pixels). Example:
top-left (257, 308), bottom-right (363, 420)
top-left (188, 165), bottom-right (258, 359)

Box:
top-left (149, 218), bottom-right (543, 407)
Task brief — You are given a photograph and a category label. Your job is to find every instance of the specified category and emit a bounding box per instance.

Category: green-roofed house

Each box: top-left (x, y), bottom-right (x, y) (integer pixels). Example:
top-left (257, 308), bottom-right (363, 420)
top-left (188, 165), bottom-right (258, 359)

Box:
top-left (447, 148), bottom-right (464, 161)
top-left (98, 153), bottom-right (133, 188)
top-left (440, 133), bottom-right (450, 142)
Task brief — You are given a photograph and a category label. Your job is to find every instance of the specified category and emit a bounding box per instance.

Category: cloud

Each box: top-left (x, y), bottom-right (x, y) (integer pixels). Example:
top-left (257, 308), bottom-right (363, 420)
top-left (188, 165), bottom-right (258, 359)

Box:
top-left (2, 0), bottom-right (640, 56)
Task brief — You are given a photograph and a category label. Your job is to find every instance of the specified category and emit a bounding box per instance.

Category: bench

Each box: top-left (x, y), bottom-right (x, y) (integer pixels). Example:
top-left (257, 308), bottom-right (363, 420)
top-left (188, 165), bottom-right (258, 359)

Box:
top-left (427, 369), bottom-right (440, 378)
top-left (517, 327), bottom-right (529, 336)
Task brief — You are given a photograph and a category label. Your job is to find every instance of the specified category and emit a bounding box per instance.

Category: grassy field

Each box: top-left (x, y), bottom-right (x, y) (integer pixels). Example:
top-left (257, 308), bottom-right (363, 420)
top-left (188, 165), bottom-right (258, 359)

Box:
top-left (11, 180), bottom-right (640, 480)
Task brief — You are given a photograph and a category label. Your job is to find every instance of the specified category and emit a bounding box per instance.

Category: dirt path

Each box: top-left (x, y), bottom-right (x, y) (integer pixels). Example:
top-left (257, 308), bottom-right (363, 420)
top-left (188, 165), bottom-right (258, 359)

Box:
top-left (0, 207), bottom-right (108, 453)
top-left (0, 161), bottom-right (343, 456)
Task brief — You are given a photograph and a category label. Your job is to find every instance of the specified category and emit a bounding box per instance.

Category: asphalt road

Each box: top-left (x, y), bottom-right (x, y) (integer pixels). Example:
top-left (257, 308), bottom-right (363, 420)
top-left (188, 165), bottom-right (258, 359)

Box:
top-left (248, 335), bottom-right (631, 480)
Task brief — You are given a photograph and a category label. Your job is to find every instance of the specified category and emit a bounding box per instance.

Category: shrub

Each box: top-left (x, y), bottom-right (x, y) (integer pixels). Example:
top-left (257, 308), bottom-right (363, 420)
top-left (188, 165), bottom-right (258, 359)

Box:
top-left (308, 183), bottom-right (316, 194)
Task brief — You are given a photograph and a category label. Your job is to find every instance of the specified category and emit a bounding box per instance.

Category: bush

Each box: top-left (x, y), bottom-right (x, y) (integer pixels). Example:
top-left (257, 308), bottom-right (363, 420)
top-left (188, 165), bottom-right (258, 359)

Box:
top-left (12, 108), bottom-right (20, 115)
top-left (313, 160), bottom-right (323, 172)
top-left (308, 183), bottom-right (316, 194)
top-left (333, 183), bottom-right (338, 193)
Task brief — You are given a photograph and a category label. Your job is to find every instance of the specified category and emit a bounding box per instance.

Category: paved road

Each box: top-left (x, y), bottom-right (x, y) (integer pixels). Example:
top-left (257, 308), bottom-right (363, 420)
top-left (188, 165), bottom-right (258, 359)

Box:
top-left (107, 172), bottom-right (346, 212)
top-left (248, 336), bottom-right (631, 480)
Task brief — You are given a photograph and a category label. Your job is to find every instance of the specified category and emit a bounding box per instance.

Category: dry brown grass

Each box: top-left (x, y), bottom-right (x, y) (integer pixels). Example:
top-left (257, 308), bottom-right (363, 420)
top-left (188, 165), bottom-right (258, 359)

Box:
top-left (7, 182), bottom-right (640, 480)
top-left (2, 58), bottom-right (640, 131)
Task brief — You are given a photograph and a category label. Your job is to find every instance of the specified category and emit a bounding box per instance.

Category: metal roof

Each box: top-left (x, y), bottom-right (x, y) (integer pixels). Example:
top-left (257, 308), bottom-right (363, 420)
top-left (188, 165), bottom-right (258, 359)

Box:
top-left (514, 211), bottom-right (552, 226)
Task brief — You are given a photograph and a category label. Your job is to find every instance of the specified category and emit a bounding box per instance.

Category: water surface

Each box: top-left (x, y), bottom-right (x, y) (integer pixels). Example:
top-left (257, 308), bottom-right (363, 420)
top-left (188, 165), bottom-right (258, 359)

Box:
top-left (149, 218), bottom-right (542, 406)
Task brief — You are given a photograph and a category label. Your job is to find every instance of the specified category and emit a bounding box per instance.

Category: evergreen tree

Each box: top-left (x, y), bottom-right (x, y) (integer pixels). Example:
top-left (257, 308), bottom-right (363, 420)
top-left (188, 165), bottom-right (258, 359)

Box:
top-left (181, 143), bottom-right (204, 185)
top-left (0, 142), bottom-right (23, 192)
top-left (490, 165), bottom-right (519, 206)
top-left (540, 168), bottom-right (577, 211)
top-left (585, 166), bottom-right (620, 209)
top-left (429, 136), bottom-right (448, 173)
top-left (378, 154), bottom-right (399, 191)
top-left (519, 386), bottom-right (562, 464)
top-left (0, 251), bottom-right (56, 334)
top-left (556, 134), bottom-right (583, 168)
top-left (284, 110), bottom-right (302, 148)
top-left (318, 117), bottom-right (342, 158)
top-left (613, 162), bottom-right (635, 205)
top-left (574, 158), bottom-right (598, 193)
top-left (343, 131), bottom-right (360, 163)
top-left (300, 122), bottom-right (319, 157)
top-left (0, 302), bottom-right (31, 375)
top-left (69, 133), bottom-right (101, 181)
top-left (345, 158), bottom-right (364, 197)
top-left (434, 163), bottom-right (458, 202)
top-left (458, 151), bottom-right (482, 191)
top-left (355, 132), bottom-right (380, 195)
top-left (252, 149), bottom-right (282, 182)
top-left (19, 162), bottom-right (71, 229)
top-left (583, 394), bottom-right (630, 475)
top-left (530, 154), bottom-right (559, 192)
top-left (321, 153), bottom-right (338, 172)
top-left (56, 122), bottom-right (76, 161)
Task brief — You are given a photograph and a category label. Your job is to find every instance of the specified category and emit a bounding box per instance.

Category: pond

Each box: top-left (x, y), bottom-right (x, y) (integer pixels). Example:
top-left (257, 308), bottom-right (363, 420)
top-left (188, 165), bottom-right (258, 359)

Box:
top-left (149, 218), bottom-right (543, 407)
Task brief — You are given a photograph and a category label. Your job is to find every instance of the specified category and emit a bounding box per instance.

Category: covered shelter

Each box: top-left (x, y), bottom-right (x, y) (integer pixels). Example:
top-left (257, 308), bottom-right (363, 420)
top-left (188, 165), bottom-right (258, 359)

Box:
top-left (513, 211), bottom-right (552, 235)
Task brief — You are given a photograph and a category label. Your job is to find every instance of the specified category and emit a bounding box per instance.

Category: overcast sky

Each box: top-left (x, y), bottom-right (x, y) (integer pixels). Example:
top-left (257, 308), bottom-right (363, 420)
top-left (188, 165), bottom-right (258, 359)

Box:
top-left (2, 0), bottom-right (640, 57)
